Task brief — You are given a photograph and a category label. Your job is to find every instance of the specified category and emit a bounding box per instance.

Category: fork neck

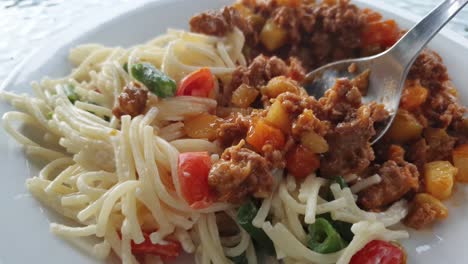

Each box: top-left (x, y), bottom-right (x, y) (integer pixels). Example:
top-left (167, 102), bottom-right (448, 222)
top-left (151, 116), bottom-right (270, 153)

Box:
top-left (388, 0), bottom-right (468, 68)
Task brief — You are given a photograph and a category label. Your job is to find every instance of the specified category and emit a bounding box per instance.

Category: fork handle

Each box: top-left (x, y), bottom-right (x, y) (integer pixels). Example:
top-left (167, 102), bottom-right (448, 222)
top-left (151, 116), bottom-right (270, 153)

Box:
top-left (389, 0), bottom-right (468, 67)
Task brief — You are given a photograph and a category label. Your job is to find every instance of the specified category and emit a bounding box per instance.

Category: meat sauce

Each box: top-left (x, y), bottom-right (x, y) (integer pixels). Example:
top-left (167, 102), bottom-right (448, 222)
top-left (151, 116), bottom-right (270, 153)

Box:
top-left (188, 0), bottom-right (467, 229)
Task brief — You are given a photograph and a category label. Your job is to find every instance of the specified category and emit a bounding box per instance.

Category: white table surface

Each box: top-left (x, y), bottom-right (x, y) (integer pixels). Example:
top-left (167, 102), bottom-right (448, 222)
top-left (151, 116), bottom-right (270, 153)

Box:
top-left (1, 0), bottom-right (467, 84)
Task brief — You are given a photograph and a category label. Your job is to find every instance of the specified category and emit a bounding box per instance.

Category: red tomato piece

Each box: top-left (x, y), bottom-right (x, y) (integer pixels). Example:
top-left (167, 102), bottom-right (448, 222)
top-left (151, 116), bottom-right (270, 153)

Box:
top-left (286, 144), bottom-right (320, 179)
top-left (350, 240), bottom-right (406, 264)
top-left (176, 68), bottom-right (215, 97)
top-left (178, 152), bottom-right (213, 208)
top-left (129, 232), bottom-right (181, 258)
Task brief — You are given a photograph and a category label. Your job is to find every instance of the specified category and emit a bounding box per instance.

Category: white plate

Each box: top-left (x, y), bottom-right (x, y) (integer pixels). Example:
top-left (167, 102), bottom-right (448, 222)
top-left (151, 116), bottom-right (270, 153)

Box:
top-left (1, 0), bottom-right (468, 263)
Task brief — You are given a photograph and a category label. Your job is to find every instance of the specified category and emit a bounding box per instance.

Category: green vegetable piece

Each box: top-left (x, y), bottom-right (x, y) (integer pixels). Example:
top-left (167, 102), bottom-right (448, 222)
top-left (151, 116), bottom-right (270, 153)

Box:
top-left (317, 213), bottom-right (354, 243)
top-left (123, 62), bottom-right (129, 73)
top-left (307, 218), bottom-right (347, 254)
top-left (333, 176), bottom-right (348, 189)
top-left (131, 63), bottom-right (176, 98)
top-left (332, 220), bottom-right (354, 243)
top-left (46, 112), bottom-right (53, 120)
top-left (237, 201), bottom-right (275, 255)
top-left (229, 253), bottom-right (248, 264)
top-left (104, 116), bottom-right (111, 122)
top-left (63, 84), bottom-right (79, 104)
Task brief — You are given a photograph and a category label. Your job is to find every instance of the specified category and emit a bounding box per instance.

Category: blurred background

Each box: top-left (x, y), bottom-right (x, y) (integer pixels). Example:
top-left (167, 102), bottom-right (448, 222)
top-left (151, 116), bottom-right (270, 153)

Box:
top-left (1, 0), bottom-right (467, 83)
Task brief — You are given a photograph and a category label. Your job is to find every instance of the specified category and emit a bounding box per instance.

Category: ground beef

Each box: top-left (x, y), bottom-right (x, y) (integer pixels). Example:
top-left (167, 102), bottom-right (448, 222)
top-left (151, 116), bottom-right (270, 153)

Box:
top-left (320, 109), bottom-right (377, 177)
top-left (318, 78), bottom-right (363, 123)
top-left (423, 85), bottom-right (466, 128)
top-left (190, 10), bottom-right (230, 36)
top-left (424, 128), bottom-right (457, 161)
top-left (112, 82), bottom-right (148, 118)
top-left (408, 50), bottom-right (448, 90)
top-left (406, 50), bottom-right (465, 129)
top-left (288, 57), bottom-right (307, 82)
top-left (404, 194), bottom-right (447, 230)
top-left (216, 112), bottom-right (251, 148)
top-left (190, 6), bottom-right (256, 42)
top-left (387, 144), bottom-right (406, 164)
top-left (292, 108), bottom-right (331, 138)
top-left (191, 1), bottom-right (370, 71)
top-left (208, 141), bottom-right (273, 203)
top-left (277, 92), bottom-right (320, 117)
top-left (407, 138), bottom-right (428, 172)
top-left (262, 143), bottom-right (287, 169)
top-left (230, 55), bottom-right (289, 90)
top-left (359, 150), bottom-right (419, 210)
top-left (404, 202), bottom-right (438, 229)
top-left (263, 0), bottom-right (367, 70)
top-left (319, 79), bottom-right (388, 177)
top-left (226, 55), bottom-right (306, 106)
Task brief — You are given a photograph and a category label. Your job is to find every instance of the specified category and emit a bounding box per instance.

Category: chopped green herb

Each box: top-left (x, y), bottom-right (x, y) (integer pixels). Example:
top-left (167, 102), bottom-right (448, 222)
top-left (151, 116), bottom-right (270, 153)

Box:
top-left (131, 63), bottom-right (176, 98)
top-left (63, 84), bottom-right (79, 104)
top-left (123, 62), bottom-right (128, 73)
top-left (46, 111), bottom-right (53, 120)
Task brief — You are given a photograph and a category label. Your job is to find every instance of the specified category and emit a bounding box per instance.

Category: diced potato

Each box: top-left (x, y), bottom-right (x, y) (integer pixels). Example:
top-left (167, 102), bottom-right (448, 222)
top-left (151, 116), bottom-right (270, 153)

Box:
top-left (184, 114), bottom-right (218, 141)
top-left (301, 131), bottom-right (329, 153)
top-left (424, 161), bottom-right (458, 200)
top-left (453, 144), bottom-right (468, 182)
top-left (260, 19), bottom-right (287, 52)
top-left (231, 84), bottom-right (259, 108)
top-left (400, 80), bottom-right (429, 110)
top-left (262, 76), bottom-right (300, 98)
top-left (265, 100), bottom-right (290, 133)
top-left (413, 193), bottom-right (448, 219)
top-left (246, 119), bottom-right (285, 152)
top-left (386, 109), bottom-right (423, 143)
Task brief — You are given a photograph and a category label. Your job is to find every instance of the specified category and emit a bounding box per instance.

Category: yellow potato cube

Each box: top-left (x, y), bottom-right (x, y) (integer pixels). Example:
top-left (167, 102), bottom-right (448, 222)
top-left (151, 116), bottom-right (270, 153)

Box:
top-left (265, 100), bottom-right (290, 133)
top-left (184, 114), bottom-right (218, 141)
top-left (424, 161), bottom-right (458, 200)
top-left (386, 109), bottom-right (423, 143)
top-left (301, 131), bottom-right (329, 154)
top-left (231, 84), bottom-right (259, 108)
top-left (260, 19), bottom-right (287, 52)
top-left (262, 76), bottom-right (300, 98)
